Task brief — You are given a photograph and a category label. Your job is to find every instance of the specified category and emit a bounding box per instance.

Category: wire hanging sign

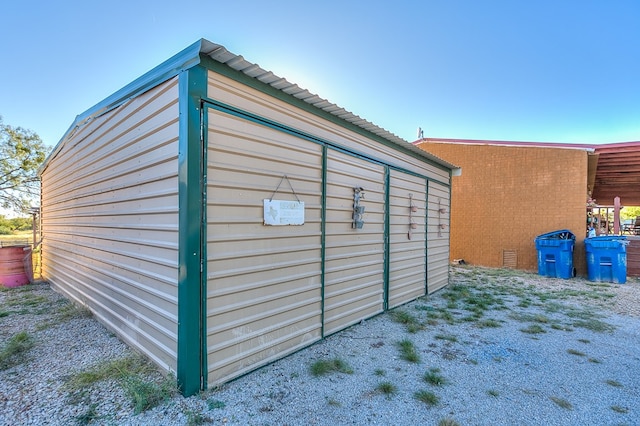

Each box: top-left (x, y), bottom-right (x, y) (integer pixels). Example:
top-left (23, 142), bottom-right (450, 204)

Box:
top-left (263, 174), bottom-right (305, 226)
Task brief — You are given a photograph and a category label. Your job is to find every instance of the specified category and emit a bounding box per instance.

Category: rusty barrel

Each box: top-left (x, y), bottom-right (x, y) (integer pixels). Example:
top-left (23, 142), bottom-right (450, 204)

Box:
top-left (0, 245), bottom-right (32, 288)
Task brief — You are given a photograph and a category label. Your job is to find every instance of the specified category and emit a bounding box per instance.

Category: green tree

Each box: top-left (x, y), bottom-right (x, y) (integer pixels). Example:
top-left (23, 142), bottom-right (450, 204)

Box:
top-left (0, 117), bottom-right (49, 214)
top-left (621, 207), bottom-right (640, 220)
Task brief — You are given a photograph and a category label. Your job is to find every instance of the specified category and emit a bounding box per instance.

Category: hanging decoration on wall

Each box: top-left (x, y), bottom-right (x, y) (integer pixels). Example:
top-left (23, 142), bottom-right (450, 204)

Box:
top-left (408, 193), bottom-right (418, 240)
top-left (264, 174), bottom-right (305, 226)
top-left (437, 197), bottom-right (447, 237)
top-left (352, 187), bottom-right (365, 229)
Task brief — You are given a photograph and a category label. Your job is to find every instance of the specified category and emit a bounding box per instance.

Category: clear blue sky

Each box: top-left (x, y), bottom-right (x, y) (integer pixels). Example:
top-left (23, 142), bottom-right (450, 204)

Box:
top-left (1, 0), bottom-right (639, 149)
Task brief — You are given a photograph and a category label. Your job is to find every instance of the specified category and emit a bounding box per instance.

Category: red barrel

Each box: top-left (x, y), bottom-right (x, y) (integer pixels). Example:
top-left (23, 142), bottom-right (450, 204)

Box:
top-left (0, 246), bottom-right (32, 288)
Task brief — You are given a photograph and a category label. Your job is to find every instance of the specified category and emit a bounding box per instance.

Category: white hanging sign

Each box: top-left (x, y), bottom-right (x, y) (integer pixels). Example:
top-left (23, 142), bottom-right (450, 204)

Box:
top-left (263, 199), bottom-right (305, 226)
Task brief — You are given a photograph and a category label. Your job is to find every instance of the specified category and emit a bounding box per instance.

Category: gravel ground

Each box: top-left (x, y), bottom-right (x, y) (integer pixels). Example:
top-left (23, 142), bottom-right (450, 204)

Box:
top-left (1, 266), bottom-right (639, 426)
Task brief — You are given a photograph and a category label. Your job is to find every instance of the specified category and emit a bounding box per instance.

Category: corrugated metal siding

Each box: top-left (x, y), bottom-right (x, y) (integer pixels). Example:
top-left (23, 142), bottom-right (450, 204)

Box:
top-left (427, 181), bottom-right (451, 293)
top-left (40, 78), bottom-right (181, 372)
top-left (388, 171), bottom-right (427, 308)
top-left (207, 72), bottom-right (451, 185)
top-left (205, 108), bottom-right (323, 385)
top-left (323, 149), bottom-right (385, 335)
top-left (204, 68), bottom-right (450, 386)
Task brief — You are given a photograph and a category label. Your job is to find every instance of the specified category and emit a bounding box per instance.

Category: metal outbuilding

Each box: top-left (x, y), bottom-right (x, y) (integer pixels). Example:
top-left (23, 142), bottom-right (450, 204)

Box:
top-left (39, 39), bottom-right (458, 396)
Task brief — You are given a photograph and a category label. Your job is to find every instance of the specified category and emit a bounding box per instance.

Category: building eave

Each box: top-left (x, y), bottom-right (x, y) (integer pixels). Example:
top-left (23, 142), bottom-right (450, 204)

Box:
top-left (40, 39), bottom-right (459, 176)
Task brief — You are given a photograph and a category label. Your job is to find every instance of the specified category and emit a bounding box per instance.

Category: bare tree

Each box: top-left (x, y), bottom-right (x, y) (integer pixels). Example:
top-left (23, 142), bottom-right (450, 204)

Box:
top-left (0, 116), bottom-right (49, 214)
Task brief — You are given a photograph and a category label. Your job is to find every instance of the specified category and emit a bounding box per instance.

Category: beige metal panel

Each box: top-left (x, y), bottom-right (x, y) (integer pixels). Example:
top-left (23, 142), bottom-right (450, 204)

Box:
top-left (206, 109), bottom-right (323, 385)
top-left (388, 171), bottom-right (427, 308)
top-left (201, 41), bottom-right (456, 168)
top-left (324, 149), bottom-right (385, 335)
top-left (207, 71), bottom-right (451, 183)
top-left (40, 77), bottom-right (180, 373)
top-left (43, 81), bottom-right (179, 196)
top-left (427, 181), bottom-right (451, 293)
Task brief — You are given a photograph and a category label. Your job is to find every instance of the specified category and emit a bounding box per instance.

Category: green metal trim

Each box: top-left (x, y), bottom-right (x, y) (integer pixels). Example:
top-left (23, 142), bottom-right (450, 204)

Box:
top-left (320, 145), bottom-right (328, 337)
top-left (177, 65), bottom-right (208, 397)
top-left (383, 166), bottom-right (391, 311)
top-left (200, 100), bottom-right (209, 391)
top-left (387, 163), bottom-right (451, 189)
top-left (199, 55), bottom-right (452, 174)
top-left (424, 179), bottom-right (430, 295)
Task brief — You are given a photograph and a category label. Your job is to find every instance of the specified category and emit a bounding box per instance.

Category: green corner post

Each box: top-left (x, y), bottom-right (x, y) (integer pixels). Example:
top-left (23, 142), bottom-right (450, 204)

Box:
top-left (177, 64), bottom-right (208, 396)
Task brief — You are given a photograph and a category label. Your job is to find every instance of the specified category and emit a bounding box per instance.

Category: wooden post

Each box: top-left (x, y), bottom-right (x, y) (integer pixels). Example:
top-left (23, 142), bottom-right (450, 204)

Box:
top-left (614, 197), bottom-right (621, 235)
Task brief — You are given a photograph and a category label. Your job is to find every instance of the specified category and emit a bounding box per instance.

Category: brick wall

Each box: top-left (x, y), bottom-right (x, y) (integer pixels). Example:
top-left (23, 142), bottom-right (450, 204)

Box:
top-left (417, 142), bottom-right (588, 275)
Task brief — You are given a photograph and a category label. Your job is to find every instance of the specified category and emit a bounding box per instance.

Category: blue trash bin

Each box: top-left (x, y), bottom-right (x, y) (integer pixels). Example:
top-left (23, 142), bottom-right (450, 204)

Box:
top-left (584, 236), bottom-right (628, 284)
top-left (534, 230), bottom-right (576, 279)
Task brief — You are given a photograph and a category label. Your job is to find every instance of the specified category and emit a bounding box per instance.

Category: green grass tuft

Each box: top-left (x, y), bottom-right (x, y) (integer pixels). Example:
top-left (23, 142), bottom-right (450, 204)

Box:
top-left (0, 331), bottom-right (34, 370)
top-left (611, 405), bottom-right (628, 413)
top-left (397, 339), bottom-right (421, 363)
top-left (571, 319), bottom-right (615, 333)
top-left (520, 324), bottom-right (546, 334)
top-left (390, 310), bottom-right (424, 333)
top-left (414, 389), bottom-right (439, 406)
top-left (435, 333), bottom-right (458, 343)
top-left (65, 355), bottom-right (176, 414)
top-left (185, 409), bottom-right (210, 426)
top-left (550, 396), bottom-right (573, 410)
top-left (475, 318), bottom-right (502, 328)
top-left (423, 368), bottom-right (448, 386)
top-left (375, 381), bottom-right (397, 395)
top-left (75, 403), bottom-right (101, 425)
top-left (122, 375), bottom-right (176, 415)
top-left (326, 397), bottom-right (341, 406)
top-left (309, 358), bottom-right (354, 376)
top-left (550, 323), bottom-right (574, 331)
top-left (65, 356), bottom-right (153, 390)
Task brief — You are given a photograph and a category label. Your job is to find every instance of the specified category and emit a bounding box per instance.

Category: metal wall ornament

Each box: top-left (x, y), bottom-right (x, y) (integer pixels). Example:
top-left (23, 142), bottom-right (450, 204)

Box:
top-left (408, 193), bottom-right (418, 240)
top-left (352, 187), bottom-right (365, 229)
top-left (437, 197), bottom-right (447, 237)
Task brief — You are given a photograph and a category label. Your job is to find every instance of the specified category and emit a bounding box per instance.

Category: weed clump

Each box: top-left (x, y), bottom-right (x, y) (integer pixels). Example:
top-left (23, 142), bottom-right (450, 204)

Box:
top-left (375, 381), bottom-right (397, 396)
top-left (309, 358), bottom-right (354, 376)
top-left (65, 355), bottom-right (176, 415)
top-left (520, 324), bottom-right (546, 334)
top-left (390, 310), bottom-right (424, 333)
top-left (0, 331), bottom-right (34, 370)
top-left (423, 368), bottom-right (448, 386)
top-left (414, 389), bottom-right (439, 406)
top-left (550, 396), bottom-right (573, 410)
top-left (438, 419), bottom-right (460, 426)
top-left (122, 375), bottom-right (176, 415)
top-left (397, 339), bottom-right (421, 363)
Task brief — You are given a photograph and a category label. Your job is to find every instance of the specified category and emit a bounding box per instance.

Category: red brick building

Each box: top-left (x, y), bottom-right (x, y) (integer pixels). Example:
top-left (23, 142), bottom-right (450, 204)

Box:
top-left (415, 139), bottom-right (592, 274)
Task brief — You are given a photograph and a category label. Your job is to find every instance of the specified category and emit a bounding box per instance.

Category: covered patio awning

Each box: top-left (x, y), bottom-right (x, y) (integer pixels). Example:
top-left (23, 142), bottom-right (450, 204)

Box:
top-left (589, 142), bottom-right (640, 207)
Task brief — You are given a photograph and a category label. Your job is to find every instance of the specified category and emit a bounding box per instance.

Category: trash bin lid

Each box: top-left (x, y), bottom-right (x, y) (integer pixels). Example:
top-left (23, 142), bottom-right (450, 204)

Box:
top-left (535, 229), bottom-right (575, 241)
top-left (584, 235), bottom-right (628, 248)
